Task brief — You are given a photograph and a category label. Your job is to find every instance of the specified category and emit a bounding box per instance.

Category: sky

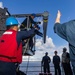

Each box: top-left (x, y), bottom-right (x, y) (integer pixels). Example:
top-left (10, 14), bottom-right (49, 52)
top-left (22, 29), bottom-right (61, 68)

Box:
top-left (0, 0), bottom-right (75, 61)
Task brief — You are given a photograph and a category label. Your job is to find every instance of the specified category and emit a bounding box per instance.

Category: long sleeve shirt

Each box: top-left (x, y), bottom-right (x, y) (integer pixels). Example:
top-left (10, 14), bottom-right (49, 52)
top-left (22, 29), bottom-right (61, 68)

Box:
top-left (42, 55), bottom-right (51, 66)
top-left (20, 16), bottom-right (38, 29)
top-left (17, 28), bottom-right (35, 46)
top-left (53, 55), bottom-right (60, 65)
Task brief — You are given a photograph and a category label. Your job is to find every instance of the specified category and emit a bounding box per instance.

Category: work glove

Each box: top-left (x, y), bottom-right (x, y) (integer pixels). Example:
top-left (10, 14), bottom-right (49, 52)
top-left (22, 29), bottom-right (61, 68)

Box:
top-left (35, 30), bottom-right (43, 37)
top-left (34, 24), bottom-right (40, 30)
top-left (37, 22), bottom-right (41, 24)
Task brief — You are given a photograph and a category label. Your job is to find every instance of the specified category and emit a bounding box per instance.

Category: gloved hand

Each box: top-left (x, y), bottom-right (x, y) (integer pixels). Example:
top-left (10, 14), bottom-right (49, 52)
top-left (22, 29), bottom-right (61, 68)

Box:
top-left (36, 25), bottom-right (40, 30)
top-left (35, 30), bottom-right (43, 37)
top-left (34, 24), bottom-right (40, 30)
top-left (37, 22), bottom-right (41, 24)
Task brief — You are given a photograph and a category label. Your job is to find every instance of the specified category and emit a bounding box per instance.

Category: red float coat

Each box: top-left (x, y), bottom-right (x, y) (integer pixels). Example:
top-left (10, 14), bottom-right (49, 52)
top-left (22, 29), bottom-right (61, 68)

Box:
top-left (0, 30), bottom-right (22, 63)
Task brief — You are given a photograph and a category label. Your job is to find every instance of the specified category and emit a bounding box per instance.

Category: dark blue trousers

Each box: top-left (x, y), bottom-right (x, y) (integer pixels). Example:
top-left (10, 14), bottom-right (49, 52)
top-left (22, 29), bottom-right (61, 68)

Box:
top-left (43, 65), bottom-right (50, 73)
top-left (0, 61), bottom-right (16, 75)
top-left (54, 64), bottom-right (61, 75)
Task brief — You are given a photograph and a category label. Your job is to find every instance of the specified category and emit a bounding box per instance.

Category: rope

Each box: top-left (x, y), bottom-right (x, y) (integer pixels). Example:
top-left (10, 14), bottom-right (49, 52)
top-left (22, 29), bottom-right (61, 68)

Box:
top-left (33, 36), bottom-right (36, 51)
top-left (23, 16), bottom-right (30, 55)
top-left (25, 13), bottom-right (30, 71)
top-left (23, 16), bottom-right (36, 55)
top-left (26, 56), bottom-right (30, 74)
top-left (23, 39), bottom-right (30, 55)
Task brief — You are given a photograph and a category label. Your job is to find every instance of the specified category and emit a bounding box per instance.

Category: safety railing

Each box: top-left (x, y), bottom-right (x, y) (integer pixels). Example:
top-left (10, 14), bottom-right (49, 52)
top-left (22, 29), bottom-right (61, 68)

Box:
top-left (20, 65), bottom-right (65, 75)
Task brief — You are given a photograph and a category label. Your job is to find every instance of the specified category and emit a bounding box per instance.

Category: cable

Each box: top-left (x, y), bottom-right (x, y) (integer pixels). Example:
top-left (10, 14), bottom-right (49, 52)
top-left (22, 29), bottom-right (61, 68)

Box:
top-left (26, 56), bottom-right (30, 74)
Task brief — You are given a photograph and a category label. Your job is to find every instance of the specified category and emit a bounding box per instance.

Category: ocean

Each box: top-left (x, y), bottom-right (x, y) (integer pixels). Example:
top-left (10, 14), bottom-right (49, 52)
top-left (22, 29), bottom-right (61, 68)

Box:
top-left (19, 61), bottom-right (64, 75)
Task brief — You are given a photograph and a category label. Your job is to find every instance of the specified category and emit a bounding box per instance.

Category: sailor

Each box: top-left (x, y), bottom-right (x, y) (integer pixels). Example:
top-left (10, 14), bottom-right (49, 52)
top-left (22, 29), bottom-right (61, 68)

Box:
top-left (53, 51), bottom-right (61, 75)
top-left (20, 13), bottom-right (41, 30)
top-left (0, 16), bottom-right (38, 75)
top-left (41, 52), bottom-right (51, 73)
top-left (20, 13), bottom-right (43, 54)
top-left (61, 47), bottom-right (73, 75)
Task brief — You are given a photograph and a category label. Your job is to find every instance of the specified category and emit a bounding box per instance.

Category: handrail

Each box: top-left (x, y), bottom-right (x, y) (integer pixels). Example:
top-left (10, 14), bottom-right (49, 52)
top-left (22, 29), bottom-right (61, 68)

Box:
top-left (20, 65), bottom-right (64, 75)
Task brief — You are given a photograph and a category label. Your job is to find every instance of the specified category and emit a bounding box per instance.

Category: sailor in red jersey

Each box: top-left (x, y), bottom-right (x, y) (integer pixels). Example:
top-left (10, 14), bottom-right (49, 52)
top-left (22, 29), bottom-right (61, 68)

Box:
top-left (0, 17), bottom-right (37, 75)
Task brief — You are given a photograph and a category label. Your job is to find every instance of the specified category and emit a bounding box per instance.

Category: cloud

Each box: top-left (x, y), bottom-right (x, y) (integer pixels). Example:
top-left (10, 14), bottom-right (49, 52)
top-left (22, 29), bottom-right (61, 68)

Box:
top-left (22, 36), bottom-right (55, 61)
top-left (22, 36), bottom-right (69, 61)
top-left (35, 36), bottom-right (55, 50)
top-left (0, 2), bottom-right (3, 8)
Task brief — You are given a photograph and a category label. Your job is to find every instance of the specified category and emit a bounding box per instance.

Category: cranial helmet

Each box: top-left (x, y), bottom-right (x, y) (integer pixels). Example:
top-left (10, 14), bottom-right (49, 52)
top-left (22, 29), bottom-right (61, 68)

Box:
top-left (6, 17), bottom-right (19, 26)
top-left (31, 13), bottom-right (36, 17)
